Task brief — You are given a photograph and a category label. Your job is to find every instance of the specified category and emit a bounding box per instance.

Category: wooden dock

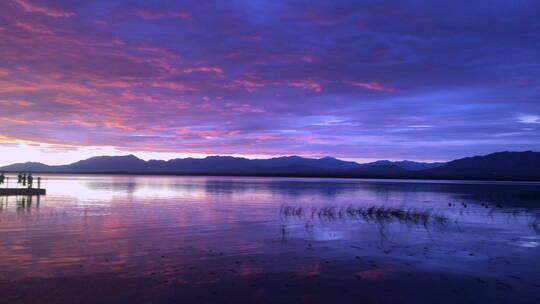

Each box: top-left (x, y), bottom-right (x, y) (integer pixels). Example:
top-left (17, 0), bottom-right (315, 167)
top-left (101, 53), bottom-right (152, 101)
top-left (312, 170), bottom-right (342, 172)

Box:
top-left (0, 188), bottom-right (46, 196)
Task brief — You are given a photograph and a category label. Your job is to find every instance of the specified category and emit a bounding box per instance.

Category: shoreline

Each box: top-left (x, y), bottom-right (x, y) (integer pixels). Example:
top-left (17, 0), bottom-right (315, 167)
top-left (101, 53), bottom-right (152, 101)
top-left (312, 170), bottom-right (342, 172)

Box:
top-left (2, 251), bottom-right (538, 304)
top-left (2, 170), bottom-right (540, 183)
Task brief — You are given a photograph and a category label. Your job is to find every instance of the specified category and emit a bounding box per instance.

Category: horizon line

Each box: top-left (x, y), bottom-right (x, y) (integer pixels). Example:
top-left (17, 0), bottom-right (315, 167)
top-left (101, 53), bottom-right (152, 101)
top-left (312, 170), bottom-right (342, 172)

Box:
top-left (2, 150), bottom-right (537, 168)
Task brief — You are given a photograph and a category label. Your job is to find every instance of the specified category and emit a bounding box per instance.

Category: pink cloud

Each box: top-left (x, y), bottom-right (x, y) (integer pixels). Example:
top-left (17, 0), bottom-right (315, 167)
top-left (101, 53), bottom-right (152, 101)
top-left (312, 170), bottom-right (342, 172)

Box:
top-left (15, 21), bottom-right (53, 34)
top-left (233, 79), bottom-right (267, 92)
top-left (72, 120), bottom-right (98, 127)
top-left (14, 0), bottom-right (75, 18)
top-left (120, 92), bottom-right (159, 103)
top-left (136, 45), bottom-right (177, 58)
top-left (301, 55), bottom-right (321, 63)
top-left (104, 121), bottom-right (136, 132)
top-left (0, 80), bottom-right (95, 94)
top-left (183, 67), bottom-right (224, 74)
top-left (353, 81), bottom-right (396, 92)
top-left (0, 100), bottom-right (34, 107)
top-left (229, 104), bottom-right (266, 113)
top-left (94, 19), bottom-right (108, 26)
top-left (0, 117), bottom-right (53, 125)
top-left (151, 81), bottom-right (197, 91)
top-left (174, 128), bottom-right (240, 139)
top-left (290, 80), bottom-right (322, 92)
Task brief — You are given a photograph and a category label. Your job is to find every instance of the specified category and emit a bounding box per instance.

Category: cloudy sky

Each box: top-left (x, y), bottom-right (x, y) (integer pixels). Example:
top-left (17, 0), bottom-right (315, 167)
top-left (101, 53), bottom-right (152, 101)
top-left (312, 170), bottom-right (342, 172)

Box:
top-left (0, 0), bottom-right (539, 165)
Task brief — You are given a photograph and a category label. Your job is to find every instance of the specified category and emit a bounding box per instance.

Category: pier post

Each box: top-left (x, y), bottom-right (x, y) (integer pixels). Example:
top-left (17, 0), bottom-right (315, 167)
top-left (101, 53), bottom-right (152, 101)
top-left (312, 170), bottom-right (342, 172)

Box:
top-left (38, 177), bottom-right (41, 189)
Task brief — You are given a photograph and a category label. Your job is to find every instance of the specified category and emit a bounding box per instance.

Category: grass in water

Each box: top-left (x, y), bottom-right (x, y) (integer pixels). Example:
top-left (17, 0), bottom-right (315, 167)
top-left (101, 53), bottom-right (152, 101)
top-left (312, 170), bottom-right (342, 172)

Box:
top-left (280, 205), bottom-right (449, 228)
top-left (530, 213), bottom-right (540, 234)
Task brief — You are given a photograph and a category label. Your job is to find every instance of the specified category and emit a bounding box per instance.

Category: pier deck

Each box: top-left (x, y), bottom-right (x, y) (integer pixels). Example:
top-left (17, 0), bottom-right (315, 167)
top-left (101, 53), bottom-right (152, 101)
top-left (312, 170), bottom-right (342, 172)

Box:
top-left (0, 188), bottom-right (46, 196)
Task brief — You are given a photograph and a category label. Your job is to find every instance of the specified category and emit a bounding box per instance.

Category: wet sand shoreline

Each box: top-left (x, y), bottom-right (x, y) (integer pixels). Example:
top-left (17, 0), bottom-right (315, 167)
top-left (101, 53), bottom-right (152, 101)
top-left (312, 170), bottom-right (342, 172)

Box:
top-left (2, 235), bottom-right (540, 304)
top-left (2, 256), bottom-right (538, 304)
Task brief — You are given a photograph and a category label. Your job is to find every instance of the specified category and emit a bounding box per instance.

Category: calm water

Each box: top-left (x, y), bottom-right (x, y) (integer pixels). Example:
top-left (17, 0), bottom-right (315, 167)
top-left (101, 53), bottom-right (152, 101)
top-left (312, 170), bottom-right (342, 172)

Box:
top-left (1, 174), bottom-right (540, 303)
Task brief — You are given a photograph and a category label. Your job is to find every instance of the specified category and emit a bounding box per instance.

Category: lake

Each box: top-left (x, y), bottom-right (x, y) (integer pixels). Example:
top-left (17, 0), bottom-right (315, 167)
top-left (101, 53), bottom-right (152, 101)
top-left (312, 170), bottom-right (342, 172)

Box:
top-left (1, 174), bottom-right (539, 303)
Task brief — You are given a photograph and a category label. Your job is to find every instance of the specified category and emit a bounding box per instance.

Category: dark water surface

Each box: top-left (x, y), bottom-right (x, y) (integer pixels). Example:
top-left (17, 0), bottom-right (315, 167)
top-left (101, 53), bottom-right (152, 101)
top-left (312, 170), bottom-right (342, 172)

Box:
top-left (1, 174), bottom-right (539, 303)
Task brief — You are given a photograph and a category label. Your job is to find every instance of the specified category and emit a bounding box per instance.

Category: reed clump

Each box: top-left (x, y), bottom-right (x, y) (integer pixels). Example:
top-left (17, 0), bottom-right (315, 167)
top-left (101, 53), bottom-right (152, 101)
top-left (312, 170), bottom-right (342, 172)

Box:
top-left (531, 214), bottom-right (540, 234)
top-left (280, 205), bottom-right (449, 227)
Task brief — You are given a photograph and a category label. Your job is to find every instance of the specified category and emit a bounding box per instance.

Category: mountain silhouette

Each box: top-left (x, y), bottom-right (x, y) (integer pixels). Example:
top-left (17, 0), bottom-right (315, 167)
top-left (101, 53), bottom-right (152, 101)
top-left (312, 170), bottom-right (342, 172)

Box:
top-left (416, 151), bottom-right (540, 180)
top-left (64, 155), bottom-right (148, 172)
top-left (356, 160), bottom-right (444, 171)
top-left (0, 155), bottom-right (435, 173)
top-left (1, 151), bottom-right (539, 180)
top-left (0, 162), bottom-right (51, 172)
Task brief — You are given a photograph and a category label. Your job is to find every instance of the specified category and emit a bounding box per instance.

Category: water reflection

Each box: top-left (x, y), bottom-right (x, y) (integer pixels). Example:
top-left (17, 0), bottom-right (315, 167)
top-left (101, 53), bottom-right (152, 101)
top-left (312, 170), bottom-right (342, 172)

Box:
top-left (0, 174), bottom-right (539, 302)
top-left (0, 195), bottom-right (41, 213)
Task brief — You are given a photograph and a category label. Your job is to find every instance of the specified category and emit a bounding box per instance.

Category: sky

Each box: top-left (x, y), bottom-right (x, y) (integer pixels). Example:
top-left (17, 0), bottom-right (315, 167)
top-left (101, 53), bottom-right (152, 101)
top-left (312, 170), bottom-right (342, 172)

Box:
top-left (0, 0), bottom-right (539, 166)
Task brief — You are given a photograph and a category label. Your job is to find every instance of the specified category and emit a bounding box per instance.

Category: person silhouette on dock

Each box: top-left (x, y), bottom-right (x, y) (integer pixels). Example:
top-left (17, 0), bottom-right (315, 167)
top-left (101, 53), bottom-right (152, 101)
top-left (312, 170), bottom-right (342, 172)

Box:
top-left (22, 173), bottom-right (27, 187)
top-left (28, 174), bottom-right (33, 189)
top-left (17, 173), bottom-right (22, 185)
top-left (0, 173), bottom-right (4, 185)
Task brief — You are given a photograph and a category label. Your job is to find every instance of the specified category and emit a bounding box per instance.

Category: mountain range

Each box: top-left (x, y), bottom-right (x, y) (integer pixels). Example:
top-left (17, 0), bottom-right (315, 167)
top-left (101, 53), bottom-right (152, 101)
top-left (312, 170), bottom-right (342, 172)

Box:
top-left (1, 151), bottom-right (539, 181)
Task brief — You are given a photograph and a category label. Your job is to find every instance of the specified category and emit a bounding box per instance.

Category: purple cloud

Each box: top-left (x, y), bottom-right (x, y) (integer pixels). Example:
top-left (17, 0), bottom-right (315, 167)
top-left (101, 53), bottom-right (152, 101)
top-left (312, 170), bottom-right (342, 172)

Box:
top-left (0, 0), bottom-right (539, 163)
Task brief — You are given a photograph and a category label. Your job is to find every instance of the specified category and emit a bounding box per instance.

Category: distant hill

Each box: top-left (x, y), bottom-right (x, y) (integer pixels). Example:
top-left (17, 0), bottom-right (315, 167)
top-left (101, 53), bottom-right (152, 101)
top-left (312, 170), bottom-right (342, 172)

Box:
top-left (0, 155), bottom-right (437, 174)
top-left (0, 162), bottom-right (52, 172)
top-left (61, 155), bottom-right (148, 172)
top-left (357, 160), bottom-right (444, 171)
top-left (1, 151), bottom-right (539, 180)
top-left (415, 151), bottom-right (540, 180)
